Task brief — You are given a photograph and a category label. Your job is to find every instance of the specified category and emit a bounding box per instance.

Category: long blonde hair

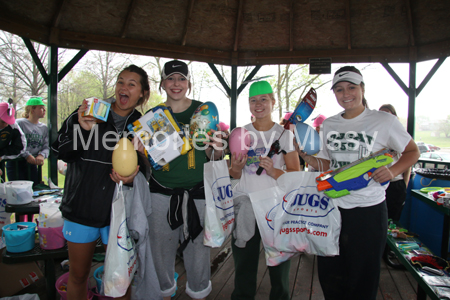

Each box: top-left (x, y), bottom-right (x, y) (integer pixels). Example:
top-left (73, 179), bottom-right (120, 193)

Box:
top-left (22, 106), bottom-right (35, 118)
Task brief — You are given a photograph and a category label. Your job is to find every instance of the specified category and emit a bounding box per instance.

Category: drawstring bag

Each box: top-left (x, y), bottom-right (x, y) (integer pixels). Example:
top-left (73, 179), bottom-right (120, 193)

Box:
top-left (203, 151), bottom-right (235, 247)
top-left (273, 171), bottom-right (341, 256)
top-left (103, 181), bottom-right (138, 297)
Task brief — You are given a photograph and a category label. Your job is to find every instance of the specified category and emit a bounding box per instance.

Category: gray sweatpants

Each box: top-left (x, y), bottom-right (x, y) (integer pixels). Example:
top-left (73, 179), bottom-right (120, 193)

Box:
top-left (148, 192), bottom-right (212, 299)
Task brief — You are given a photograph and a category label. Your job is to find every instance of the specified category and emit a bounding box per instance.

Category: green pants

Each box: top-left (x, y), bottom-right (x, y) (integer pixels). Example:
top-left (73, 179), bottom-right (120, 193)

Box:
top-left (231, 226), bottom-right (291, 300)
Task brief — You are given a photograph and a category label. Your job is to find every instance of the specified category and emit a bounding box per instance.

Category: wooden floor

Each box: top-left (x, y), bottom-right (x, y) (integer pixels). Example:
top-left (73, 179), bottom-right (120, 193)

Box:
top-left (17, 237), bottom-right (428, 300)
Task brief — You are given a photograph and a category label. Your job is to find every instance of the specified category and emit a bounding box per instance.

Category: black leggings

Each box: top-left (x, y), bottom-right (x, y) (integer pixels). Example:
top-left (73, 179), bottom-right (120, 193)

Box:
top-left (317, 201), bottom-right (387, 300)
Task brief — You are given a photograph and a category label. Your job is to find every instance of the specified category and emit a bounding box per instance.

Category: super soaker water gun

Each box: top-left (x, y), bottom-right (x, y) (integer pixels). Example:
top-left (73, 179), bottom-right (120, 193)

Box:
top-left (316, 148), bottom-right (396, 198)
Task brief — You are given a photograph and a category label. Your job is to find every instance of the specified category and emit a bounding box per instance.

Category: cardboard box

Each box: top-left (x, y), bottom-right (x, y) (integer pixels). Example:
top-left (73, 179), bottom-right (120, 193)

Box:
top-left (82, 97), bottom-right (111, 123)
top-left (0, 250), bottom-right (44, 297)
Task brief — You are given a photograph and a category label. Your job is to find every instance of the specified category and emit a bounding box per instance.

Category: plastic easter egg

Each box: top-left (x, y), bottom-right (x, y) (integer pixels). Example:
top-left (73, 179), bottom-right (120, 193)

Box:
top-left (112, 137), bottom-right (138, 176)
top-left (229, 127), bottom-right (251, 157)
top-left (294, 122), bottom-right (321, 155)
top-left (190, 101), bottom-right (219, 146)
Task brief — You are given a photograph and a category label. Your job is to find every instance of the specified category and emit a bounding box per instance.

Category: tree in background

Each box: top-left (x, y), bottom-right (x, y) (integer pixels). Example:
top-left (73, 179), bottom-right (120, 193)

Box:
top-left (0, 31), bottom-right (67, 119)
top-left (271, 64), bottom-right (331, 121)
top-left (438, 116), bottom-right (450, 138)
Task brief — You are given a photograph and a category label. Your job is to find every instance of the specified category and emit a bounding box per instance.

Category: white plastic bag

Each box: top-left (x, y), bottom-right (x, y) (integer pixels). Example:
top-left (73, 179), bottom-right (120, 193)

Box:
top-left (273, 172), bottom-right (341, 256)
top-left (0, 182), bottom-right (11, 231)
top-left (38, 200), bottom-right (63, 228)
top-left (203, 158), bottom-right (235, 247)
top-left (103, 181), bottom-right (138, 297)
top-left (249, 186), bottom-right (298, 266)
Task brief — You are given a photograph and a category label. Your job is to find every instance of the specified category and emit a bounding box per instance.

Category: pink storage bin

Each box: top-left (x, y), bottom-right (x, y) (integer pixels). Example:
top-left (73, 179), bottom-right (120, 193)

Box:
top-left (56, 272), bottom-right (93, 300)
top-left (38, 225), bottom-right (65, 250)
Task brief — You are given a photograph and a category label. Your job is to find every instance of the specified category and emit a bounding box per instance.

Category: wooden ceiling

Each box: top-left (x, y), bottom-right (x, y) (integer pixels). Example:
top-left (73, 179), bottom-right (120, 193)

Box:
top-left (0, 0), bottom-right (449, 66)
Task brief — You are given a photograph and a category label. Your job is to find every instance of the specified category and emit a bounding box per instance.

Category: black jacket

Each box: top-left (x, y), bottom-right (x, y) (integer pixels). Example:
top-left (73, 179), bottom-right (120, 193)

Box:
top-left (0, 123), bottom-right (26, 159)
top-left (51, 107), bottom-right (145, 227)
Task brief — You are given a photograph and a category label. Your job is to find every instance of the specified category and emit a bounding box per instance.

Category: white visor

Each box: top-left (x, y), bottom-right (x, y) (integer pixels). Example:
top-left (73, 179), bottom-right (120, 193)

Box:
top-left (331, 71), bottom-right (364, 89)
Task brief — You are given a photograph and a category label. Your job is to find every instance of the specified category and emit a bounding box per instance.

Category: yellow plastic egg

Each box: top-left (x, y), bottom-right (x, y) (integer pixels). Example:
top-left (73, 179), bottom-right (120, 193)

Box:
top-left (112, 137), bottom-right (138, 177)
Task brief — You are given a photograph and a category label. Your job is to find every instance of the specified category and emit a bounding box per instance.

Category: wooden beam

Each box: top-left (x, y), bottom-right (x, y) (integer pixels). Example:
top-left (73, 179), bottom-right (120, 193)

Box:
top-left (289, 0), bottom-right (294, 51)
top-left (121, 0), bottom-right (137, 39)
top-left (51, 0), bottom-right (68, 28)
top-left (233, 0), bottom-right (244, 52)
top-left (405, 0), bottom-right (415, 47)
top-left (345, 0), bottom-right (351, 50)
top-left (181, 0), bottom-right (195, 46)
top-left (22, 37), bottom-right (49, 85)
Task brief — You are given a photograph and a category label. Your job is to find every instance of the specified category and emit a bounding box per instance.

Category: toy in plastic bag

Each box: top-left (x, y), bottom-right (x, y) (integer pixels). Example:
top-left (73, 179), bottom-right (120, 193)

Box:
top-left (127, 104), bottom-right (190, 170)
top-left (38, 201), bottom-right (64, 228)
top-left (103, 181), bottom-right (138, 297)
top-left (273, 172), bottom-right (341, 256)
top-left (248, 186), bottom-right (298, 266)
top-left (203, 153), bottom-right (234, 247)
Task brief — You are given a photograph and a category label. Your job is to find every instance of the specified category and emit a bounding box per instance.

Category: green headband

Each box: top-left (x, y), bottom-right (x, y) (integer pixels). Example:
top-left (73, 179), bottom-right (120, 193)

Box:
top-left (26, 97), bottom-right (45, 106)
top-left (249, 81), bottom-right (273, 97)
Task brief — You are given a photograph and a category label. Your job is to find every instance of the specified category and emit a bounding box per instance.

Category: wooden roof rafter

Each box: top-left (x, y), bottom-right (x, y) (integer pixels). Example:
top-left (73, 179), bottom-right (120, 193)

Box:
top-left (345, 0), bottom-right (351, 50)
top-left (233, 0), bottom-right (244, 53)
top-left (121, 0), bottom-right (138, 39)
top-left (181, 0), bottom-right (195, 46)
top-left (289, 0), bottom-right (294, 51)
top-left (49, 0), bottom-right (68, 44)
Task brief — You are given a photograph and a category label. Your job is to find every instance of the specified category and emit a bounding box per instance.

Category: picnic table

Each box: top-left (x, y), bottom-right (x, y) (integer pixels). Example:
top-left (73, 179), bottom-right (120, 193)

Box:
top-left (2, 191), bottom-right (104, 300)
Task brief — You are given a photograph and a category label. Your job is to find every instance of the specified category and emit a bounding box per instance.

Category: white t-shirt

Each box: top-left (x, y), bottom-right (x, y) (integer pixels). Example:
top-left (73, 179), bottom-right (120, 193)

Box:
top-left (317, 108), bottom-right (412, 209)
top-left (233, 123), bottom-right (295, 197)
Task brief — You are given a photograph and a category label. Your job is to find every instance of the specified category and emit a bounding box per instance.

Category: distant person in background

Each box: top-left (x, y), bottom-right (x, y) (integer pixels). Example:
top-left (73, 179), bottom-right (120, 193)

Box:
top-left (379, 104), bottom-right (411, 221)
top-left (218, 121), bottom-right (230, 135)
top-left (7, 97), bottom-right (49, 187)
top-left (280, 112), bottom-right (304, 170)
top-left (0, 100), bottom-right (26, 177)
top-left (304, 114), bottom-right (326, 172)
top-left (312, 114), bottom-right (326, 134)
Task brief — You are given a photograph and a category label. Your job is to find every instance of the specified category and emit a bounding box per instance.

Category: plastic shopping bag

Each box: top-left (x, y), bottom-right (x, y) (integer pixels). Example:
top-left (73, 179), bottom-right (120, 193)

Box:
top-left (0, 182), bottom-right (11, 231)
top-left (203, 158), bottom-right (235, 247)
top-left (103, 181), bottom-right (138, 297)
top-left (38, 200), bottom-right (64, 228)
top-left (249, 186), bottom-right (298, 266)
top-left (273, 172), bottom-right (341, 256)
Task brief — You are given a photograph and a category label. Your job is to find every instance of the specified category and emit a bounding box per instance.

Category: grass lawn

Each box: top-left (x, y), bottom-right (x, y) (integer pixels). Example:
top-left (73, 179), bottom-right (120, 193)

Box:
top-left (414, 131), bottom-right (450, 148)
top-left (39, 160), bottom-right (65, 188)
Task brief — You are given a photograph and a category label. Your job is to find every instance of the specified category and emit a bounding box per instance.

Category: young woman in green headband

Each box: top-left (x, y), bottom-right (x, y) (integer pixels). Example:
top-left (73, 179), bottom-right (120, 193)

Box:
top-left (229, 80), bottom-right (300, 300)
top-left (7, 97), bottom-right (49, 187)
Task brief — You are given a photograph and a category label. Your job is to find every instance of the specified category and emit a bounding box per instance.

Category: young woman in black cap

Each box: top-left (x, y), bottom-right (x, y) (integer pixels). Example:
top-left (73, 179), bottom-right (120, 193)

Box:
top-left (137, 60), bottom-right (224, 300)
top-left (300, 66), bottom-right (419, 299)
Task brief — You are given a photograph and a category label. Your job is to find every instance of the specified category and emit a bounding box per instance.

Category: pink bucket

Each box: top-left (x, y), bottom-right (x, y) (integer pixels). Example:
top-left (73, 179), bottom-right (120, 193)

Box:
top-left (56, 272), bottom-right (93, 300)
top-left (38, 225), bottom-right (65, 250)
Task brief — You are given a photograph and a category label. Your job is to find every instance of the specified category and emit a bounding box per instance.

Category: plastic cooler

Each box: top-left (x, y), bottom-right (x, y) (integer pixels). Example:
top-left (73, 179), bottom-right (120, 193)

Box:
top-left (404, 168), bottom-right (450, 255)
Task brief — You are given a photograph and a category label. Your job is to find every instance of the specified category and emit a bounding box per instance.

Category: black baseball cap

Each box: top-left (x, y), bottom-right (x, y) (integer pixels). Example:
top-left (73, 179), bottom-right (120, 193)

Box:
top-left (162, 60), bottom-right (190, 80)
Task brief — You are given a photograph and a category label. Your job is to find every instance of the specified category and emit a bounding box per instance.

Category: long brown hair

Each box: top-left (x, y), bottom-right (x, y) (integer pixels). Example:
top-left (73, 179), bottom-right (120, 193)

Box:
top-left (119, 65), bottom-right (150, 109)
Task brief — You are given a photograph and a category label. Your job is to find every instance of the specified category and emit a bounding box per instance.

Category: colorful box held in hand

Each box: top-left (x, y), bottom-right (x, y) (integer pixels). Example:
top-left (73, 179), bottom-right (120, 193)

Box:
top-left (82, 97), bottom-right (111, 122)
top-left (127, 105), bottom-right (191, 170)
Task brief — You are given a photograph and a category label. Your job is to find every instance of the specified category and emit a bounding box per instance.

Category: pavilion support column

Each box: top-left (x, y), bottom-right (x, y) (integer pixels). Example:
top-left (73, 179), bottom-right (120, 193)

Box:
top-left (407, 62), bottom-right (416, 138)
top-left (208, 64), bottom-right (262, 130)
top-left (48, 45), bottom-right (59, 185)
top-left (230, 65), bottom-right (238, 130)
